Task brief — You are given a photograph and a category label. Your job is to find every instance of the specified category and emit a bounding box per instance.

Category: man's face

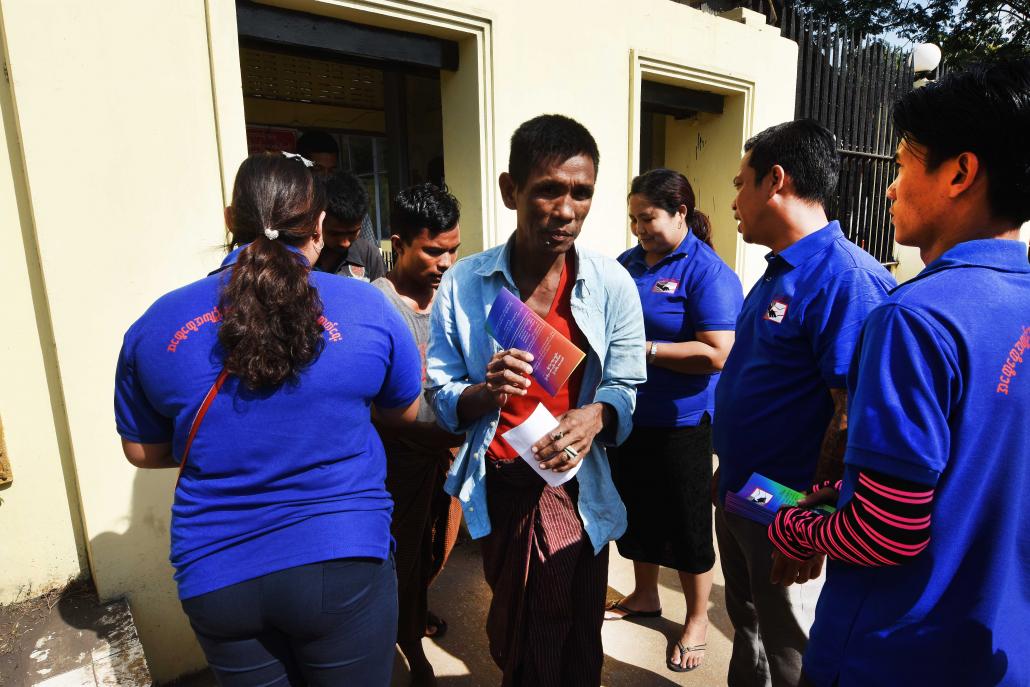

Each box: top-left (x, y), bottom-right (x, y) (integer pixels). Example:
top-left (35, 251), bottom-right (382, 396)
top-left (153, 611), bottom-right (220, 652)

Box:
top-left (322, 214), bottom-right (362, 255)
top-left (394, 224), bottom-right (462, 290)
top-left (502, 154), bottom-right (596, 255)
top-left (886, 139), bottom-right (948, 249)
top-left (732, 151), bottom-right (773, 247)
top-left (308, 152), bottom-right (338, 178)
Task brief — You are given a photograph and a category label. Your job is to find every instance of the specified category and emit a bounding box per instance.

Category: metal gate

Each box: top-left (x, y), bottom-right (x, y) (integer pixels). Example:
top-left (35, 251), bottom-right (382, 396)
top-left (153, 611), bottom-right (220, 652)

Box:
top-left (781, 4), bottom-right (913, 266)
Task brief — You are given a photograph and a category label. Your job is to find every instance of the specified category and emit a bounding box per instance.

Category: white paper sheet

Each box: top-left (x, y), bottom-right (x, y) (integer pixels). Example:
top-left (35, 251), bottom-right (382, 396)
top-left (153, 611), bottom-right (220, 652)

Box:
top-left (500, 402), bottom-right (582, 487)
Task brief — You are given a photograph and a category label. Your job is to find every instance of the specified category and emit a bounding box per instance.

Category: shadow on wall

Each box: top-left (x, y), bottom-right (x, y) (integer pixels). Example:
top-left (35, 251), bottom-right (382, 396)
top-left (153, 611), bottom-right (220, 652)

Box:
top-left (88, 469), bottom-right (207, 683)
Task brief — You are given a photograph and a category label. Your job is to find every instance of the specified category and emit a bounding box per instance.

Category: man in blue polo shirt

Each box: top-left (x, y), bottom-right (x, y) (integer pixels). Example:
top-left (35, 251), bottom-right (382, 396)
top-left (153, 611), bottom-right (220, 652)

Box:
top-left (713, 119), bottom-right (895, 687)
top-left (768, 59), bottom-right (1030, 687)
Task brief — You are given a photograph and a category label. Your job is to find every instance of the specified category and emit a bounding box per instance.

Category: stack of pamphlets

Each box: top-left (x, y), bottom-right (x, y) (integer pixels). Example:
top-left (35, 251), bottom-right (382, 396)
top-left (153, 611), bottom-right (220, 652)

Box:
top-left (725, 472), bottom-right (836, 526)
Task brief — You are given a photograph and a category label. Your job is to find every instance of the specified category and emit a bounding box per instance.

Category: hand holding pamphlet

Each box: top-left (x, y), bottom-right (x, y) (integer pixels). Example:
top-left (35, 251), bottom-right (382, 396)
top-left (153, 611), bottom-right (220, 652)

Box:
top-left (725, 472), bottom-right (836, 526)
top-left (486, 288), bottom-right (585, 396)
top-left (500, 403), bottom-right (581, 487)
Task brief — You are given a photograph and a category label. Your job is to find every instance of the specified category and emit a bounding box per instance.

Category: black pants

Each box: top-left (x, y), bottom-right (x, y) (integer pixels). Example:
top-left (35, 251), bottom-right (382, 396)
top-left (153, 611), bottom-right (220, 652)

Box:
top-left (180, 557), bottom-right (397, 686)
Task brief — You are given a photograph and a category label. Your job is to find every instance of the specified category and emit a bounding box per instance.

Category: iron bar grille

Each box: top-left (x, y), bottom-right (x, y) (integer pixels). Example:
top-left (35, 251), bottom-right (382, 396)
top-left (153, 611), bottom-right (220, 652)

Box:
top-left (782, 3), bottom-right (913, 266)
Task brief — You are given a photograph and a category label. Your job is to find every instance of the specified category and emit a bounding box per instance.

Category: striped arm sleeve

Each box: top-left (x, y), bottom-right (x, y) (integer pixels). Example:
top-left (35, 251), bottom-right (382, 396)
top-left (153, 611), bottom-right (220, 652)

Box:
top-left (768, 469), bottom-right (933, 566)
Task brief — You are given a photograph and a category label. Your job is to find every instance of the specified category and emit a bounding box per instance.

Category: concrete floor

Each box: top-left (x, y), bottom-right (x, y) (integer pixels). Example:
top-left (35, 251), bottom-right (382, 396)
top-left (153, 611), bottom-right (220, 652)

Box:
top-left (392, 541), bottom-right (733, 686)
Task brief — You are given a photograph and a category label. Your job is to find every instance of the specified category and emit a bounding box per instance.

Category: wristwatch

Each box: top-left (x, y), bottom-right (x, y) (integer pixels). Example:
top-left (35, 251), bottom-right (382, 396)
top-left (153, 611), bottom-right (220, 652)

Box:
top-left (646, 341), bottom-right (659, 364)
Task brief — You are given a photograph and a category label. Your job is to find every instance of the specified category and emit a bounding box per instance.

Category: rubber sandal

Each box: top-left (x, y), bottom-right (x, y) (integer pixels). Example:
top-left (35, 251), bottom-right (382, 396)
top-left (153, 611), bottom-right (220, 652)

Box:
top-left (668, 642), bottom-right (706, 673)
top-left (603, 598), bottom-right (662, 620)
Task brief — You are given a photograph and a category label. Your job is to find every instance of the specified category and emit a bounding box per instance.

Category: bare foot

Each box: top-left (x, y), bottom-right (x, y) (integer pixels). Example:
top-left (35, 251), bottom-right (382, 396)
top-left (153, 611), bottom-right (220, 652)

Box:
top-left (669, 616), bottom-right (708, 671)
top-left (603, 591), bottom-right (662, 620)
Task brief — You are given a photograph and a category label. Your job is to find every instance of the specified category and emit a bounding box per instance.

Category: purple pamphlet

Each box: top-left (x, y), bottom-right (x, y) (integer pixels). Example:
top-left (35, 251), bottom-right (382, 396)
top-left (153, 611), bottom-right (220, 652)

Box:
top-left (486, 288), bottom-right (586, 396)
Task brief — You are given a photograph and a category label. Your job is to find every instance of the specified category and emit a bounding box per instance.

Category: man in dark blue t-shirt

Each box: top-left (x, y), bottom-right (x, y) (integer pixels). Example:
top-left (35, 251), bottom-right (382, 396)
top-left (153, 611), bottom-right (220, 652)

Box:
top-left (713, 120), bottom-right (895, 687)
top-left (314, 170), bottom-right (386, 282)
top-left (769, 60), bottom-right (1030, 687)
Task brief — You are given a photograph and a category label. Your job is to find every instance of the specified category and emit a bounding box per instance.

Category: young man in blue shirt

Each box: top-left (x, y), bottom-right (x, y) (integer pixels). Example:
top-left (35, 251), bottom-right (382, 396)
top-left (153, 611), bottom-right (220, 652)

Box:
top-left (769, 59), bottom-right (1030, 687)
top-left (713, 120), bottom-right (896, 687)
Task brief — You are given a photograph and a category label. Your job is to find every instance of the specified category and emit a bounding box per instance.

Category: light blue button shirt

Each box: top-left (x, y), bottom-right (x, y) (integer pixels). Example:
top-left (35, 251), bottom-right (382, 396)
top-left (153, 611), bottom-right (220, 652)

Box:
top-left (426, 235), bottom-right (646, 553)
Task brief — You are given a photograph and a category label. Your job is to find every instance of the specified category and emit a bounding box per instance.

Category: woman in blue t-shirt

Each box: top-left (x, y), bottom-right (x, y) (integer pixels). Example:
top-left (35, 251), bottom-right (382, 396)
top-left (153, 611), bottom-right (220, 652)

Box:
top-left (114, 153), bottom-right (422, 686)
top-left (604, 168), bottom-right (743, 673)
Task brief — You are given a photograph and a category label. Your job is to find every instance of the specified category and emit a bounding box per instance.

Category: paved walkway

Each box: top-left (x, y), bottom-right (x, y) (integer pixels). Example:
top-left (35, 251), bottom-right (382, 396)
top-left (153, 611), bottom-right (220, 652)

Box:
top-left (393, 540), bottom-right (734, 686)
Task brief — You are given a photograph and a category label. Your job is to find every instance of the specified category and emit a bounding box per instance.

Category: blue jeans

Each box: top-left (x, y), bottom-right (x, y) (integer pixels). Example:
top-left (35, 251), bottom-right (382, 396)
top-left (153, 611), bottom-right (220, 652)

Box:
top-left (180, 556), bottom-right (397, 686)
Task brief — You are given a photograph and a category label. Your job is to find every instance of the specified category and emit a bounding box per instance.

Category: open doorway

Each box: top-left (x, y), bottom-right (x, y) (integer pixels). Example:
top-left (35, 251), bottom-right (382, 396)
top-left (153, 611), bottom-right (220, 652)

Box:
top-left (236, 1), bottom-right (455, 257)
top-left (638, 78), bottom-right (746, 267)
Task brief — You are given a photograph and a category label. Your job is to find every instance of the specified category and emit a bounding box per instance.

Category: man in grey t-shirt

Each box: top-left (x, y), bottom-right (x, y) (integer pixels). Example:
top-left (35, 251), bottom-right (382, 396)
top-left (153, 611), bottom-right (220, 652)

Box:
top-left (372, 183), bottom-right (462, 687)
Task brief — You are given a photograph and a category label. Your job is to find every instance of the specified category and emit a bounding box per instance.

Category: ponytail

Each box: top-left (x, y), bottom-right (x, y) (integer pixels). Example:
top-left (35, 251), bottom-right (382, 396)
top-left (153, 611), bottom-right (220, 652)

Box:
top-left (687, 208), bottom-right (714, 248)
top-left (219, 153), bottom-right (327, 389)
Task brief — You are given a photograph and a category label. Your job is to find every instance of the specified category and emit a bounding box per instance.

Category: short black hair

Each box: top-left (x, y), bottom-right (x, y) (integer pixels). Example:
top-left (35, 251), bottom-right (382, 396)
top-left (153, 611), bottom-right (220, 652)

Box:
top-left (893, 59), bottom-right (1030, 225)
top-left (322, 170), bottom-right (368, 224)
top-left (391, 183), bottom-right (460, 244)
top-left (508, 114), bottom-right (600, 188)
top-left (744, 119), bottom-right (839, 208)
top-left (296, 131), bottom-right (339, 159)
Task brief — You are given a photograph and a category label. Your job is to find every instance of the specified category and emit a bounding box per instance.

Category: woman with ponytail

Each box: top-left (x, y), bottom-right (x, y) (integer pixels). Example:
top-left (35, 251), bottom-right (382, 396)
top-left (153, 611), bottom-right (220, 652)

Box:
top-left (114, 152), bottom-right (422, 686)
top-left (604, 168), bottom-right (743, 673)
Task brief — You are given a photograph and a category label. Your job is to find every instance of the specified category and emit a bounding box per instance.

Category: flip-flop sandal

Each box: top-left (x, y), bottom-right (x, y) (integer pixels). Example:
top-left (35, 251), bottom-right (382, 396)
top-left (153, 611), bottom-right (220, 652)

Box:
top-left (668, 642), bottom-right (706, 673)
top-left (603, 598), bottom-right (662, 620)
top-left (425, 610), bottom-right (448, 639)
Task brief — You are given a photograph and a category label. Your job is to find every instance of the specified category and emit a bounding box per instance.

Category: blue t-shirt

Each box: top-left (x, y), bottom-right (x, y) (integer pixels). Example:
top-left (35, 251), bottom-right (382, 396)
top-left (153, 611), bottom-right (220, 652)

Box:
top-left (804, 239), bottom-right (1030, 687)
top-left (714, 222), bottom-right (895, 500)
top-left (618, 231), bottom-right (743, 427)
top-left (114, 245), bottom-right (422, 600)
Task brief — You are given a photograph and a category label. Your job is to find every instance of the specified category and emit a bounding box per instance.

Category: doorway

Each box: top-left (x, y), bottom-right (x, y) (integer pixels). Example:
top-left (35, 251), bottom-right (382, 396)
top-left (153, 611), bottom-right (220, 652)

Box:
top-left (631, 56), bottom-right (756, 278)
top-left (236, 1), bottom-right (454, 247)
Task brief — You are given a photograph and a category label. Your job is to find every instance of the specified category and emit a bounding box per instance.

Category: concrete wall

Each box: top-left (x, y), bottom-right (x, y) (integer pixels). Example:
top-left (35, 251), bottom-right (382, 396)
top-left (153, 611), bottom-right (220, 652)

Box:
top-left (0, 0), bottom-right (797, 680)
top-left (0, 8), bottom-right (89, 603)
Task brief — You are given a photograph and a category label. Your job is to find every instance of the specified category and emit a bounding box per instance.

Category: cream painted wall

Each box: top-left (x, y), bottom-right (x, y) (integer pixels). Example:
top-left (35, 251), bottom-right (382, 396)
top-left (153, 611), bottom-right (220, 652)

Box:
top-left (479, 0), bottom-right (795, 284)
top-left (0, 14), bottom-right (88, 603)
top-left (1, 0), bottom-right (224, 678)
top-left (0, 0), bottom-right (797, 681)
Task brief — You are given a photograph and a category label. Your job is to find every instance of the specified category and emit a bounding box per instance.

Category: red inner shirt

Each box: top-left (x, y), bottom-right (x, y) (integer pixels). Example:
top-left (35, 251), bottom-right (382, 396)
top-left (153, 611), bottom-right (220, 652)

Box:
top-left (487, 258), bottom-right (588, 462)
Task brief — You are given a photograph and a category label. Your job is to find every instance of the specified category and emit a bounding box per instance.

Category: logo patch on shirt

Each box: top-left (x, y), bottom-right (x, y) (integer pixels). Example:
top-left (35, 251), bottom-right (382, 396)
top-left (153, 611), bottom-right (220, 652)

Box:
top-left (764, 298), bottom-right (789, 324)
top-left (653, 278), bottom-right (680, 293)
top-left (346, 264), bottom-right (368, 281)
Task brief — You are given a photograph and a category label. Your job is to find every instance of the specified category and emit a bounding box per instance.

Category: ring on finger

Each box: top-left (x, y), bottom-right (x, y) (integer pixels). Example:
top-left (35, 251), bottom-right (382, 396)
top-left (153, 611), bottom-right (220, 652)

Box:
top-left (551, 430), bottom-right (564, 441)
top-left (563, 445), bottom-right (579, 460)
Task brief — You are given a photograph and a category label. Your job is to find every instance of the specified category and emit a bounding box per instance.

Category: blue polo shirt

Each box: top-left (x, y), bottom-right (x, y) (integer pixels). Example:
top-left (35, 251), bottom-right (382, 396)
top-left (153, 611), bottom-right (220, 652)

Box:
top-left (618, 231), bottom-right (743, 427)
top-left (714, 221), bottom-right (895, 500)
top-left (114, 245), bottom-right (422, 600)
top-left (804, 239), bottom-right (1030, 687)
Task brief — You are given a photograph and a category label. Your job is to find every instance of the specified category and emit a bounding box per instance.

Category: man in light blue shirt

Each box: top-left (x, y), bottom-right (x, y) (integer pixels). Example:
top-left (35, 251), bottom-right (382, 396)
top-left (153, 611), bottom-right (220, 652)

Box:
top-left (426, 114), bottom-right (645, 686)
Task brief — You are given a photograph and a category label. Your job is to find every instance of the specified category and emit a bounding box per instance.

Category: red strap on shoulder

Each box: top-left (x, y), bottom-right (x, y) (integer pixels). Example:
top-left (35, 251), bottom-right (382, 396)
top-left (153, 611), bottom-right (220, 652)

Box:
top-left (176, 369), bottom-right (229, 487)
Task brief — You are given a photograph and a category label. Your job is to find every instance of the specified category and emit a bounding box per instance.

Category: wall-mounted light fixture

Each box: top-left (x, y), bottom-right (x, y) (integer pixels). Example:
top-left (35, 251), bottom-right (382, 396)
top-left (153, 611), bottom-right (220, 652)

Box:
top-left (912, 43), bottom-right (942, 87)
